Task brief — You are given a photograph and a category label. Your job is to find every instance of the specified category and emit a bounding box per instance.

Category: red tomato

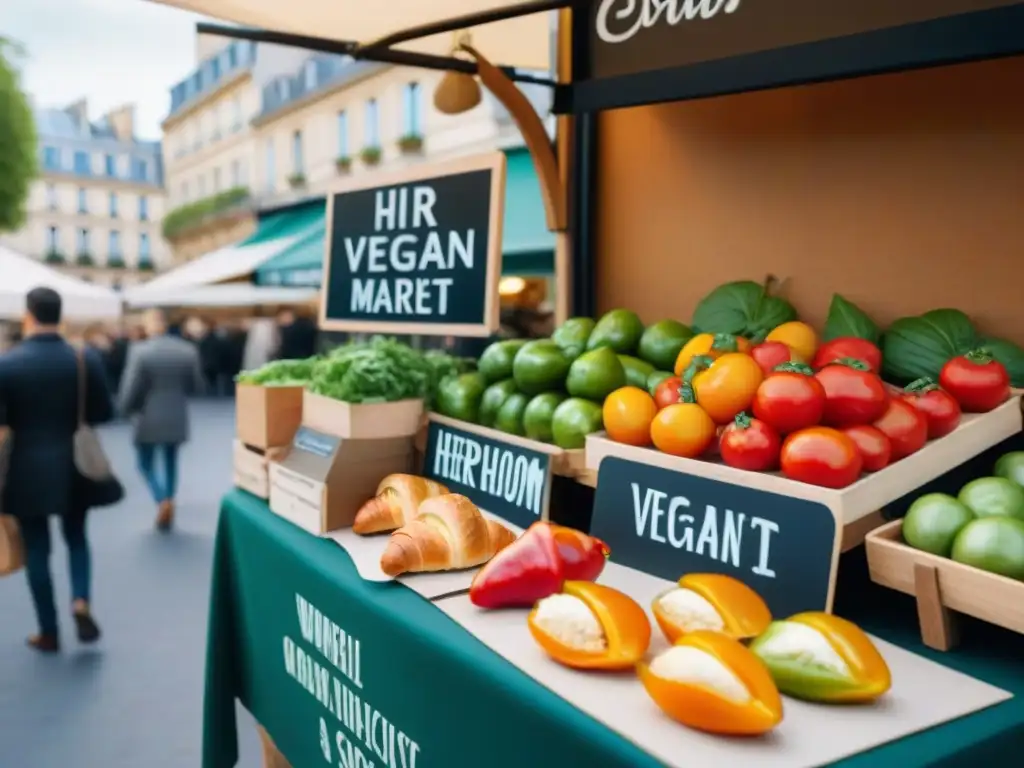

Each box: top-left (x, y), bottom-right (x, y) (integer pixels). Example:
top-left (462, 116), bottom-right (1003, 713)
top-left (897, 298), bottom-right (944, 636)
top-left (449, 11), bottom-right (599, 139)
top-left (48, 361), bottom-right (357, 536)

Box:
top-left (841, 425), bottom-right (892, 472)
top-left (815, 360), bottom-right (889, 427)
top-left (752, 363), bottom-right (826, 435)
top-left (750, 342), bottom-right (794, 375)
top-left (872, 399), bottom-right (928, 460)
top-left (781, 427), bottom-right (863, 489)
top-left (939, 350), bottom-right (1011, 413)
top-left (654, 376), bottom-right (684, 410)
top-left (719, 413), bottom-right (781, 472)
top-left (899, 379), bottom-right (961, 439)
top-left (813, 337), bottom-right (883, 372)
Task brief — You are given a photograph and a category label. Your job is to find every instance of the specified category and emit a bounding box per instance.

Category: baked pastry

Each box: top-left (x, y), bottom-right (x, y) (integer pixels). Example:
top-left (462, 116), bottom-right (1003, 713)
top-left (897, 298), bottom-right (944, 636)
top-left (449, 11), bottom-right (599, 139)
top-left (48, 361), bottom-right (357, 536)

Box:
top-left (379, 494), bottom-right (516, 576)
top-left (353, 474), bottom-right (449, 535)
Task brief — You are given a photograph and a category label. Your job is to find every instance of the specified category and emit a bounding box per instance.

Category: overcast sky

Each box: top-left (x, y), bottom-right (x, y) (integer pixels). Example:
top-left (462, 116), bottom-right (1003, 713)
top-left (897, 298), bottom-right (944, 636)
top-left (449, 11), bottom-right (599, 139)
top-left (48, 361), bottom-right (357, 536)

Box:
top-left (1, 0), bottom-right (205, 140)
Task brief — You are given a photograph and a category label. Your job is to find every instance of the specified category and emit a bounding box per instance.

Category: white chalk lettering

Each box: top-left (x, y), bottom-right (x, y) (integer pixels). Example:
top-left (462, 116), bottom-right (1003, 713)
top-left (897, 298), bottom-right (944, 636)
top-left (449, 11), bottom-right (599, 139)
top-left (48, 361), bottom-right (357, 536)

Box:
top-left (596, 0), bottom-right (742, 45)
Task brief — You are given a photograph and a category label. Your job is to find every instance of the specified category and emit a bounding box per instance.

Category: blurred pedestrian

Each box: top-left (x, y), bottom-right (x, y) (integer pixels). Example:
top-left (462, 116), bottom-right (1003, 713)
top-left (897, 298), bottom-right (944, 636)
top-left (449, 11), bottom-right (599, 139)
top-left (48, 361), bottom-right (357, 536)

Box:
top-left (276, 308), bottom-right (317, 360)
top-left (198, 320), bottom-right (225, 396)
top-left (242, 316), bottom-right (280, 373)
top-left (0, 287), bottom-right (114, 653)
top-left (118, 309), bottom-right (204, 531)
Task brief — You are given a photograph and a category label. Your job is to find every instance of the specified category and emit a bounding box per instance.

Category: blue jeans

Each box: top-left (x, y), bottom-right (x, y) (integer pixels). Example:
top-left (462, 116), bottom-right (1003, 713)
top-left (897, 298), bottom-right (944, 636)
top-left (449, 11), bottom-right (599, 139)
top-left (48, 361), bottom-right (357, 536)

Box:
top-left (20, 510), bottom-right (90, 636)
top-left (136, 443), bottom-right (179, 504)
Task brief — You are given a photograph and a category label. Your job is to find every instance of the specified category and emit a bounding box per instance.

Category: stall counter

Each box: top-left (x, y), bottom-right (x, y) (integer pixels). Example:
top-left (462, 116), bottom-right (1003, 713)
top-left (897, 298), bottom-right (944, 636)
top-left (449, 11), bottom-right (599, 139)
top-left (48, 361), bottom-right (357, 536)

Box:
top-left (203, 490), bottom-right (1024, 768)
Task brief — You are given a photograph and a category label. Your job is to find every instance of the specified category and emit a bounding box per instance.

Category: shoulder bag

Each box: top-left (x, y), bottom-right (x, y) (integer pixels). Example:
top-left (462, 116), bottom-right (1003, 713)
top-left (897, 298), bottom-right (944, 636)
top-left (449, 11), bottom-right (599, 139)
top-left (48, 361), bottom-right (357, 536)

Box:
top-left (74, 350), bottom-right (125, 508)
top-left (0, 426), bottom-right (23, 575)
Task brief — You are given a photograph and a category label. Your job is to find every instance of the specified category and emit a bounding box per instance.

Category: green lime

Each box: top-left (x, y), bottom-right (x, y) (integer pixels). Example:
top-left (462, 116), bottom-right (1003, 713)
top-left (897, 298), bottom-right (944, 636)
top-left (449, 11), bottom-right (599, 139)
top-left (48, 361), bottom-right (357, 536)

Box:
top-left (995, 451), bottom-right (1024, 489)
top-left (646, 370), bottom-right (674, 397)
top-left (512, 340), bottom-right (570, 395)
top-left (551, 398), bottom-right (604, 450)
top-left (958, 477), bottom-right (1024, 521)
top-left (494, 392), bottom-right (530, 436)
top-left (478, 379), bottom-right (519, 428)
top-left (477, 339), bottom-right (526, 384)
top-left (551, 317), bottom-right (595, 361)
top-left (638, 319), bottom-right (694, 370)
top-left (902, 493), bottom-right (974, 557)
top-left (435, 373), bottom-right (486, 423)
top-left (523, 392), bottom-right (567, 443)
top-left (618, 355), bottom-right (656, 390)
top-left (566, 347), bottom-right (627, 402)
top-left (586, 309), bottom-right (644, 355)
top-left (951, 517), bottom-right (1024, 579)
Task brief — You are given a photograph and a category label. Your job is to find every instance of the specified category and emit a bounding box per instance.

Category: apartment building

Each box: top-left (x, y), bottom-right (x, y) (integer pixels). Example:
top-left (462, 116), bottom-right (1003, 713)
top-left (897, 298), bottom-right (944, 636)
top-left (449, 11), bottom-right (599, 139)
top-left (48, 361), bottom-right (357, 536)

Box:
top-left (0, 100), bottom-right (169, 289)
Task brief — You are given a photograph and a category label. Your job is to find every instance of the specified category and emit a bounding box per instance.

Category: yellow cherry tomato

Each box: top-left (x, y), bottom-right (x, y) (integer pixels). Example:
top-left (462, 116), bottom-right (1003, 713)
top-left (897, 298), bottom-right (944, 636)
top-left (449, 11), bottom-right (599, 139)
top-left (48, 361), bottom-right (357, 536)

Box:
top-left (675, 333), bottom-right (752, 376)
top-left (691, 353), bottom-right (764, 425)
top-left (604, 386), bottom-right (658, 447)
top-left (766, 321), bottom-right (818, 362)
top-left (650, 403), bottom-right (717, 458)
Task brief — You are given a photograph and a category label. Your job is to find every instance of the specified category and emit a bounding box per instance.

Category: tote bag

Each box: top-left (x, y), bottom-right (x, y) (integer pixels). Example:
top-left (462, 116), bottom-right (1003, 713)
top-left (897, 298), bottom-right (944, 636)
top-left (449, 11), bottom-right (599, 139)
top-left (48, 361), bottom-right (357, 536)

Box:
top-left (74, 350), bottom-right (124, 508)
top-left (0, 427), bottom-right (23, 576)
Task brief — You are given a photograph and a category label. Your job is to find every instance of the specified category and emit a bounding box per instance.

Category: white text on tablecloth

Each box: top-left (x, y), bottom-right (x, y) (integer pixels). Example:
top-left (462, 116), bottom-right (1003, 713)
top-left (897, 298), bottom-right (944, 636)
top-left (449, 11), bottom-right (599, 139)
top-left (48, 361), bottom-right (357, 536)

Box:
top-left (283, 593), bottom-right (422, 768)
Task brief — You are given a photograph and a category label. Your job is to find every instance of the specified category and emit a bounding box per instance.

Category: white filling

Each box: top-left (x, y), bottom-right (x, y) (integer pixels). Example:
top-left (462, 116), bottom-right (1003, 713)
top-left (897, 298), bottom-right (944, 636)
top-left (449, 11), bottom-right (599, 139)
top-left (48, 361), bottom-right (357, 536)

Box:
top-left (657, 588), bottom-right (726, 632)
top-left (649, 646), bottom-right (751, 704)
top-left (757, 622), bottom-right (851, 677)
top-left (533, 594), bottom-right (607, 653)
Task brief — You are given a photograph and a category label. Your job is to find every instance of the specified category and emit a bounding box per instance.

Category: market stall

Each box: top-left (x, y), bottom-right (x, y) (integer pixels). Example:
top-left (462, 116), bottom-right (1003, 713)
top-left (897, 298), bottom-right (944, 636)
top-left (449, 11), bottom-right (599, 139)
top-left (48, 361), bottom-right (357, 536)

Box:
top-left (0, 244), bottom-right (122, 320)
top-left (135, 1), bottom-right (1024, 766)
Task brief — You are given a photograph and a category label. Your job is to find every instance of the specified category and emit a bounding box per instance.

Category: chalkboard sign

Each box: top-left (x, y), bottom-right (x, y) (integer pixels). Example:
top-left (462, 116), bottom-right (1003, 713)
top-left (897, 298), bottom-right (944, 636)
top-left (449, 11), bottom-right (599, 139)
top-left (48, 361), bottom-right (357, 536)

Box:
top-left (319, 153), bottom-right (506, 336)
top-left (423, 416), bottom-right (554, 530)
top-left (591, 456), bottom-right (841, 617)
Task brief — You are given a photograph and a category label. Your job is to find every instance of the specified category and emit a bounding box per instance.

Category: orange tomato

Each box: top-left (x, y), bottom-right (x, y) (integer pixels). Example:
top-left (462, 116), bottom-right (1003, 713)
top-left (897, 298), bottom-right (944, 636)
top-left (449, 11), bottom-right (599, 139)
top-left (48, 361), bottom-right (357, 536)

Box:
top-left (691, 353), bottom-right (765, 425)
top-left (604, 386), bottom-right (658, 447)
top-left (675, 333), bottom-right (752, 376)
top-left (650, 403), bottom-right (717, 458)
top-left (766, 321), bottom-right (818, 362)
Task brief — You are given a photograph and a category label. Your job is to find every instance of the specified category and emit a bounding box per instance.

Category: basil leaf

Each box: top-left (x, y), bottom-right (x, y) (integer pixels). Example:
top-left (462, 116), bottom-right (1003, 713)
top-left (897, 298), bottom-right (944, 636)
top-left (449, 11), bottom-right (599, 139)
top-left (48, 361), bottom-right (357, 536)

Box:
top-left (692, 280), bottom-right (797, 339)
top-left (822, 294), bottom-right (880, 345)
top-left (882, 309), bottom-right (979, 384)
top-left (983, 337), bottom-right (1024, 388)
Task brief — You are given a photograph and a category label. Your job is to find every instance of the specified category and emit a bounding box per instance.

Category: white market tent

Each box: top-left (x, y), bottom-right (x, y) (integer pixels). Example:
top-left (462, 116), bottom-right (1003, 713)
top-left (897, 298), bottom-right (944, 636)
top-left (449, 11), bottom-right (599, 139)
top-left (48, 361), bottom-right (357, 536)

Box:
top-left (127, 283), bottom-right (317, 309)
top-left (0, 244), bottom-right (122, 320)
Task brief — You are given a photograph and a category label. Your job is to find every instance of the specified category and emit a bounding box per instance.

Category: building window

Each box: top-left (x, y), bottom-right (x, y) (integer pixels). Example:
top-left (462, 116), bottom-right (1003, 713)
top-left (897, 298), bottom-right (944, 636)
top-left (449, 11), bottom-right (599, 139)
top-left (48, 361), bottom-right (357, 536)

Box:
top-left (232, 96), bottom-right (242, 131)
top-left (402, 82), bottom-right (422, 135)
top-left (109, 191), bottom-right (118, 218)
top-left (365, 98), bottom-right (379, 147)
top-left (304, 59), bottom-right (317, 91)
top-left (46, 184), bottom-right (57, 211)
top-left (213, 167), bottom-right (222, 192)
top-left (198, 175), bottom-right (206, 197)
top-left (77, 188), bottom-right (87, 213)
top-left (77, 228), bottom-right (90, 255)
top-left (180, 182), bottom-right (188, 202)
top-left (73, 151), bottom-right (91, 175)
top-left (265, 138), bottom-right (276, 192)
top-left (132, 158), bottom-right (148, 182)
top-left (292, 130), bottom-right (304, 174)
top-left (46, 226), bottom-right (59, 252)
top-left (139, 233), bottom-right (151, 260)
top-left (109, 230), bottom-right (121, 258)
top-left (337, 110), bottom-right (349, 157)
top-left (227, 41), bottom-right (238, 68)
top-left (231, 160), bottom-right (241, 187)
top-left (43, 146), bottom-right (61, 171)
top-left (105, 154), bottom-right (116, 177)
top-left (139, 196), bottom-right (149, 221)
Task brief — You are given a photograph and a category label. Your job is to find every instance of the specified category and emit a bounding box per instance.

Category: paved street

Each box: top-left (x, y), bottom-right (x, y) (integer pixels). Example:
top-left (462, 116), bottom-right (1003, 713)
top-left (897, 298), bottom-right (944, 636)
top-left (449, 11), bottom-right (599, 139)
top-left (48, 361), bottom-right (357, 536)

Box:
top-left (0, 399), bottom-right (262, 767)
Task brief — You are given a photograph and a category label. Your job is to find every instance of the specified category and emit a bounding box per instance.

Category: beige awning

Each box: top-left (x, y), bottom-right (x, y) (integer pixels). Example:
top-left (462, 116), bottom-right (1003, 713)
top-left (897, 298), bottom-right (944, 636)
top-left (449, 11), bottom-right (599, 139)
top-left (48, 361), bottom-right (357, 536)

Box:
top-left (149, 0), bottom-right (553, 70)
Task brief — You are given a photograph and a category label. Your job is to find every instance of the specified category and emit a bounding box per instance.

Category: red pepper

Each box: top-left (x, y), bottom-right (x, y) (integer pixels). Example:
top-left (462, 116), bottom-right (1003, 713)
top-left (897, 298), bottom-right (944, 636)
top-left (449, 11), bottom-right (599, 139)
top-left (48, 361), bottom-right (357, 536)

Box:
top-left (549, 524), bottom-right (610, 581)
top-left (469, 523), bottom-right (564, 609)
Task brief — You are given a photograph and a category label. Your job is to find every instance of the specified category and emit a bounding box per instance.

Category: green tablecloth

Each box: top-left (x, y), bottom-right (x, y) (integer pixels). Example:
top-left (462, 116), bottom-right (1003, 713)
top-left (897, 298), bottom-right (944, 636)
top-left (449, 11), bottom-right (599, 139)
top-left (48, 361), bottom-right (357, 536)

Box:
top-left (203, 490), bottom-right (1024, 768)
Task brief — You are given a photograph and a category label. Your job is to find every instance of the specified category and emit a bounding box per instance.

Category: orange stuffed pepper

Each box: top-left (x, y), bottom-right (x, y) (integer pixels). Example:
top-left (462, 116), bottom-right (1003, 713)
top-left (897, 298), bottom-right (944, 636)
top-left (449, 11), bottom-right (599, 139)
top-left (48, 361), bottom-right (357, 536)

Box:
top-left (528, 582), bottom-right (651, 670)
top-left (749, 612), bottom-right (891, 703)
top-left (652, 573), bottom-right (772, 643)
top-left (639, 631), bottom-right (783, 736)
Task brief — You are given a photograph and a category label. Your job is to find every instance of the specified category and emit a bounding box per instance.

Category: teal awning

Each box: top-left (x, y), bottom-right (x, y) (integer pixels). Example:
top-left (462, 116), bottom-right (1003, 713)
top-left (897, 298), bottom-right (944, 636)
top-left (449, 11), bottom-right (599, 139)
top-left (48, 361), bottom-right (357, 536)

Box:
top-left (253, 147), bottom-right (554, 287)
top-left (243, 199), bottom-right (325, 246)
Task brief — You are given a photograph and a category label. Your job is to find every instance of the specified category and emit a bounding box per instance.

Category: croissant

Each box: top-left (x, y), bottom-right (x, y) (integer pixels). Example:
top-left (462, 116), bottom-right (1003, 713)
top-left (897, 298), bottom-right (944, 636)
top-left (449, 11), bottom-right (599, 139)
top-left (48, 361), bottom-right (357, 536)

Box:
top-left (380, 493), bottom-right (516, 577)
top-left (353, 474), bottom-right (449, 535)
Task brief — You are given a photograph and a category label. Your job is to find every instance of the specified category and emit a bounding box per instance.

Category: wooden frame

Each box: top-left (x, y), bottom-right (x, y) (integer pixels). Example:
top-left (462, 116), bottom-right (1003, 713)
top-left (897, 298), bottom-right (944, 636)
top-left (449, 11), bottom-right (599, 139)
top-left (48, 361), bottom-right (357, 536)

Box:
top-left (318, 152), bottom-right (507, 336)
top-left (866, 519), bottom-right (1024, 651)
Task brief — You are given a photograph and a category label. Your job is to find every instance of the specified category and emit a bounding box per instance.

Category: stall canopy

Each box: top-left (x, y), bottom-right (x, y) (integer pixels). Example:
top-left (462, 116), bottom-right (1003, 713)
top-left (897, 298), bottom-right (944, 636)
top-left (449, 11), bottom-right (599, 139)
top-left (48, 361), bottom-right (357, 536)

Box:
top-left (124, 201), bottom-right (324, 308)
top-left (147, 0), bottom-right (553, 70)
top-left (127, 283), bottom-right (318, 309)
top-left (0, 244), bottom-right (122, 320)
top-left (254, 146), bottom-right (554, 288)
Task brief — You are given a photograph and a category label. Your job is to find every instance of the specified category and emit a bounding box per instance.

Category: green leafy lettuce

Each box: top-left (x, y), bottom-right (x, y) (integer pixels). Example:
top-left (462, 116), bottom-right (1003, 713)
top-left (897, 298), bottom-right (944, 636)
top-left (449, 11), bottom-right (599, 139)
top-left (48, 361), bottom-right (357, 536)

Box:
top-left (235, 357), bottom-right (318, 386)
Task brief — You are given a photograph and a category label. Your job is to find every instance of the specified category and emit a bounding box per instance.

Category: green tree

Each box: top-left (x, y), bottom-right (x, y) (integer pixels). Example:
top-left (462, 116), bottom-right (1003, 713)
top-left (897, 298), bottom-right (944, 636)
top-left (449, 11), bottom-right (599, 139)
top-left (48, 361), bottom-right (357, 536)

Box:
top-left (0, 39), bottom-right (37, 232)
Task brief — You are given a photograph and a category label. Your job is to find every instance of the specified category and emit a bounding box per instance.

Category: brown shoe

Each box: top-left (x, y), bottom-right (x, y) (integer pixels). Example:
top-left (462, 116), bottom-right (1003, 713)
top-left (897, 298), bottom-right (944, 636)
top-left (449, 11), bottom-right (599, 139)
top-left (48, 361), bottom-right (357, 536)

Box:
top-left (27, 634), bottom-right (60, 653)
top-left (156, 500), bottom-right (174, 532)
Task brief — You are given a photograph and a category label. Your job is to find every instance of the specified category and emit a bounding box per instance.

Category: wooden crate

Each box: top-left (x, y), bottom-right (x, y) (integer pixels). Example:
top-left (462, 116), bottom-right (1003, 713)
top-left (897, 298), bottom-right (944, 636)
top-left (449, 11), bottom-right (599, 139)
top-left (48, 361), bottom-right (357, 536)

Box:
top-left (233, 441), bottom-right (290, 499)
top-left (865, 519), bottom-right (1024, 651)
top-left (236, 384), bottom-right (303, 450)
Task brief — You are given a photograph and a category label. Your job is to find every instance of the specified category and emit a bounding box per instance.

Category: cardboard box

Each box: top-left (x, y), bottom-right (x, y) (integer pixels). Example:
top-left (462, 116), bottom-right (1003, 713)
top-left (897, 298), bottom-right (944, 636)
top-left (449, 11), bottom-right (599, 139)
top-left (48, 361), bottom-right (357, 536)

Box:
top-left (302, 390), bottom-right (424, 439)
top-left (235, 383), bottom-right (304, 449)
top-left (232, 440), bottom-right (289, 499)
top-left (268, 426), bottom-right (413, 534)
